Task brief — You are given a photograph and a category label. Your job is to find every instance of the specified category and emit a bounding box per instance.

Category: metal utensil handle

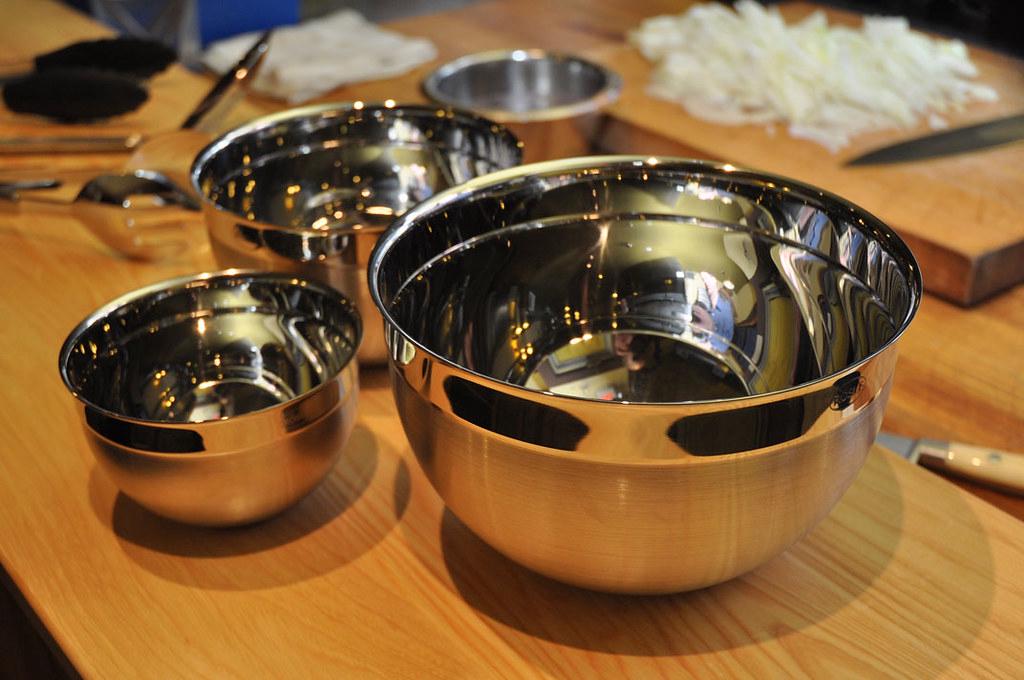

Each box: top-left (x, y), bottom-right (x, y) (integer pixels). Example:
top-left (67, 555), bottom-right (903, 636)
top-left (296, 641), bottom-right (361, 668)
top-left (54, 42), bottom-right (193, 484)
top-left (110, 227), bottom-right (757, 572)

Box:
top-left (0, 134), bottom-right (144, 154)
top-left (0, 169), bottom-right (125, 203)
top-left (180, 30), bottom-right (271, 132)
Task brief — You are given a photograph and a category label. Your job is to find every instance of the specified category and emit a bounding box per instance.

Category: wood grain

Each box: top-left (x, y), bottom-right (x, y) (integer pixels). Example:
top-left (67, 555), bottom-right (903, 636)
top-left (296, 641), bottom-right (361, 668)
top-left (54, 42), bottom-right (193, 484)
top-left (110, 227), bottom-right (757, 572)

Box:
top-left (0, 1), bottom-right (1023, 677)
top-left (2, 261), bottom-right (1024, 679)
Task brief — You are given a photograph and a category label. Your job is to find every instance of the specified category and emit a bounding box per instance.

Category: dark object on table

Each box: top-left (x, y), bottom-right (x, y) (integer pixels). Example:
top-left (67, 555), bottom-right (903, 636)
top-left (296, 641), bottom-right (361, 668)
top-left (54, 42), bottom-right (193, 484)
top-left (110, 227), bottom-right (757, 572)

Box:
top-left (0, 36), bottom-right (177, 122)
top-left (814, 0), bottom-right (1024, 57)
top-left (30, 37), bottom-right (176, 79)
top-left (2, 69), bottom-right (148, 121)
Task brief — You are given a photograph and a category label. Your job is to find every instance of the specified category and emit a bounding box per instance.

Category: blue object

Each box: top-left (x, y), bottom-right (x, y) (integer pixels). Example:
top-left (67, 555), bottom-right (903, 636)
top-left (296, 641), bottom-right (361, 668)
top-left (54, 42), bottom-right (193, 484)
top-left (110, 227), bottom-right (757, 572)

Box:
top-left (197, 0), bottom-right (299, 46)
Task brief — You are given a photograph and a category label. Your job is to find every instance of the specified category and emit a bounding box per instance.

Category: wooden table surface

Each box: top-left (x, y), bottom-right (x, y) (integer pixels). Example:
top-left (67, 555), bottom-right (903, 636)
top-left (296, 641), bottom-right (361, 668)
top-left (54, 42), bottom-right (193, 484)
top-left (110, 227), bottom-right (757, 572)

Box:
top-left (1, 1), bottom-right (1023, 677)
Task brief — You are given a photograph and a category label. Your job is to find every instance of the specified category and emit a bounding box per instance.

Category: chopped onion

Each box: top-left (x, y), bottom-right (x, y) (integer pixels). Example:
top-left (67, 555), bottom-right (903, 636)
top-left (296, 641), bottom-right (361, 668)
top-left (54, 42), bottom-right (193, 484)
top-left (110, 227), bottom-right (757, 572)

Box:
top-left (629, 1), bottom-right (998, 151)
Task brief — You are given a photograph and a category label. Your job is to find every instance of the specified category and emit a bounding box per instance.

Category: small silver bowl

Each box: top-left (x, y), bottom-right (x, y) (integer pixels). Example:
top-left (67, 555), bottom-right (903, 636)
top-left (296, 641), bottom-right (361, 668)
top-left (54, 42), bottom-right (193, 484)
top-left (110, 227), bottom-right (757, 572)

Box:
top-left (422, 49), bottom-right (622, 162)
top-left (59, 270), bottom-right (361, 526)
top-left (370, 156), bottom-right (921, 593)
top-left (191, 103), bottom-right (523, 364)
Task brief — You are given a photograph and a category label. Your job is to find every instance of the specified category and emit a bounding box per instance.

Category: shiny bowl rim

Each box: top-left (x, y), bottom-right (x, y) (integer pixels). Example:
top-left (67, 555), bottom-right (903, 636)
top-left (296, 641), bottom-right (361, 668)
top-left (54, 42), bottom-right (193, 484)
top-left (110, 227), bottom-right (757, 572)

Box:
top-left (189, 101), bottom-right (524, 236)
top-left (422, 48), bottom-right (623, 123)
top-left (58, 268), bottom-right (362, 428)
top-left (368, 155), bottom-right (923, 409)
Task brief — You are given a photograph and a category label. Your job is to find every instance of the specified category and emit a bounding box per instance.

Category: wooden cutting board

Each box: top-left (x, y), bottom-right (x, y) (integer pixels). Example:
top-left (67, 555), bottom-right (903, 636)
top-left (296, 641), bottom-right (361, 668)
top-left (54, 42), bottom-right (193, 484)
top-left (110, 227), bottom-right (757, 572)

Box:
top-left (589, 3), bottom-right (1024, 306)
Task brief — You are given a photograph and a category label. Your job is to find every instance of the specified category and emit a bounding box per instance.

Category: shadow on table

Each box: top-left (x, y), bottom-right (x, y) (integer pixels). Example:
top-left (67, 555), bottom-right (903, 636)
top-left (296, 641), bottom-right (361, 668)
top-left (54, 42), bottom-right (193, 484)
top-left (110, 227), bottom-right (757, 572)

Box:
top-left (87, 424), bottom-right (411, 590)
top-left (436, 452), bottom-right (995, 676)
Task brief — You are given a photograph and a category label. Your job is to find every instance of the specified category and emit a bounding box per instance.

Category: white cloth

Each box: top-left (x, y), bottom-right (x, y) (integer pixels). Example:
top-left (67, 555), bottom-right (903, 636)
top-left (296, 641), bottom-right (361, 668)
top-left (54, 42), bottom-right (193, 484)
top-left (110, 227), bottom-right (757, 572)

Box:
top-left (203, 10), bottom-right (438, 104)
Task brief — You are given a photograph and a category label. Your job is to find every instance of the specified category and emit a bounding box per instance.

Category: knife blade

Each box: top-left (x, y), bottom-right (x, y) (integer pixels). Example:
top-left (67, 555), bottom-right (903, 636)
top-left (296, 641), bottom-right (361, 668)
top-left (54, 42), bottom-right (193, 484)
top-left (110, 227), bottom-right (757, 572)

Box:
top-left (876, 432), bottom-right (1024, 495)
top-left (845, 113), bottom-right (1024, 166)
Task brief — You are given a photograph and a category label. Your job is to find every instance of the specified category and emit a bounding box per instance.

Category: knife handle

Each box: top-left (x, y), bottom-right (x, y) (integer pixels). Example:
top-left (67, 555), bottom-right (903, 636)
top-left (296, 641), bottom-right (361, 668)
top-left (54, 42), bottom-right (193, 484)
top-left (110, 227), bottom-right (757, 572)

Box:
top-left (914, 439), bottom-right (1024, 496)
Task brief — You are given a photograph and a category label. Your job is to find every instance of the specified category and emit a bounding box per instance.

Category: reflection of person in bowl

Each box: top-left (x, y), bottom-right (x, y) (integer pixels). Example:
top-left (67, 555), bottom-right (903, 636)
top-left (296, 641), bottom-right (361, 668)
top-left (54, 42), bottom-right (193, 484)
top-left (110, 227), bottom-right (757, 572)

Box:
top-left (611, 260), bottom-right (740, 401)
top-left (613, 332), bottom-right (647, 370)
top-left (616, 259), bottom-right (735, 349)
top-left (691, 302), bottom-right (713, 331)
top-left (693, 271), bottom-right (734, 353)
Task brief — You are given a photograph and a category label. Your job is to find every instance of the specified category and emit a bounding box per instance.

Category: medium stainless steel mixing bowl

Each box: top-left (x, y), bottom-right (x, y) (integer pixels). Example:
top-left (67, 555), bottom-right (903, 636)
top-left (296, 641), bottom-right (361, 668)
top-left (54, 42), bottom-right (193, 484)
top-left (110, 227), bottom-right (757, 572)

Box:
top-left (369, 156), bottom-right (921, 593)
top-left (59, 270), bottom-right (361, 526)
top-left (422, 50), bottom-right (622, 162)
top-left (191, 103), bottom-right (523, 364)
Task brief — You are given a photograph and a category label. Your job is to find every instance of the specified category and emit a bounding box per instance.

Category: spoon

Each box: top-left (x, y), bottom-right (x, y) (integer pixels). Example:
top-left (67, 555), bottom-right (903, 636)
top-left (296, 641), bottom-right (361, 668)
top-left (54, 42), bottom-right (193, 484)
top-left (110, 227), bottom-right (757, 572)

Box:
top-left (0, 169), bottom-right (202, 260)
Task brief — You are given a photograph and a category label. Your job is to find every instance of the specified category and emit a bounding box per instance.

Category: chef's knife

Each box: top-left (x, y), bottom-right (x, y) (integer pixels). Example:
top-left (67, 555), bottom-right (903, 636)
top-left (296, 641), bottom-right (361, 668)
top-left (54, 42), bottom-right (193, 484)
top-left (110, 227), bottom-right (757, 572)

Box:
top-left (845, 113), bottom-right (1024, 166)
top-left (877, 432), bottom-right (1024, 495)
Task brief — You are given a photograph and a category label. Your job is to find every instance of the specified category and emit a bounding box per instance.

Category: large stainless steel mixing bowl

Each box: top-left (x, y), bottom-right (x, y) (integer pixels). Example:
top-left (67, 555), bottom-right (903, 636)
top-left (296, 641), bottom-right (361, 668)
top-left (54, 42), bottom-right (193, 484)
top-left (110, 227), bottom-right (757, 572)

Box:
top-left (59, 270), bottom-right (361, 526)
top-left (191, 103), bottom-right (523, 364)
top-left (369, 156), bottom-right (921, 593)
top-left (422, 49), bottom-right (622, 162)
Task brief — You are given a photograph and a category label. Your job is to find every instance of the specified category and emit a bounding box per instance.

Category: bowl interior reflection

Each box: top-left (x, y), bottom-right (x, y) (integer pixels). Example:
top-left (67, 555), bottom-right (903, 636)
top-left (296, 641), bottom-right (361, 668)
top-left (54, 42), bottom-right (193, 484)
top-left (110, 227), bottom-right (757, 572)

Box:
top-left (195, 105), bottom-right (523, 234)
top-left (379, 160), bottom-right (916, 404)
top-left (63, 275), bottom-right (360, 423)
top-left (391, 219), bottom-right (897, 402)
top-left (429, 53), bottom-right (615, 113)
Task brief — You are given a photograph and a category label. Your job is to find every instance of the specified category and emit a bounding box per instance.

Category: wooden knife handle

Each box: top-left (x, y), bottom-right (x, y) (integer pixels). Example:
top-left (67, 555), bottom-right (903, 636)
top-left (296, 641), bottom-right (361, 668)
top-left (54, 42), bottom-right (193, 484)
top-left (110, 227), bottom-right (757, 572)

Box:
top-left (915, 439), bottom-right (1024, 496)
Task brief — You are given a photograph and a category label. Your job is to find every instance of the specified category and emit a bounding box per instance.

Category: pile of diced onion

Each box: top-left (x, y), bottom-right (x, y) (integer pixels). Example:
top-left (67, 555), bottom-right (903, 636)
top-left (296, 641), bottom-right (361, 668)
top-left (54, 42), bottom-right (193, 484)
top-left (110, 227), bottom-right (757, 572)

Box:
top-left (629, 1), bottom-right (998, 151)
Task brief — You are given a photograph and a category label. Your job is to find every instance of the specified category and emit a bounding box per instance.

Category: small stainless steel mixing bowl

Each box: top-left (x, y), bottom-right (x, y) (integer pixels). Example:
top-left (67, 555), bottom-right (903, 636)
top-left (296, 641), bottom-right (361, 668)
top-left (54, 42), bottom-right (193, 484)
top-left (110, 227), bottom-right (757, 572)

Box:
top-left (422, 49), bottom-right (622, 162)
top-left (59, 270), bottom-right (361, 526)
top-left (370, 156), bottom-right (921, 593)
top-left (191, 103), bottom-right (522, 365)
